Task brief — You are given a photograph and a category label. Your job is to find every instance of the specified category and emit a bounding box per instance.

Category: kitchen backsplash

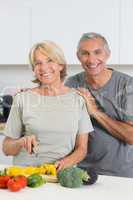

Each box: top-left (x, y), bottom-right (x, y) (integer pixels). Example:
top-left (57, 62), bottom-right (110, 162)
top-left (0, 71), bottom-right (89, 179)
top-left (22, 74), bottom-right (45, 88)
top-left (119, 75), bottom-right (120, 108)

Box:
top-left (0, 64), bottom-right (133, 95)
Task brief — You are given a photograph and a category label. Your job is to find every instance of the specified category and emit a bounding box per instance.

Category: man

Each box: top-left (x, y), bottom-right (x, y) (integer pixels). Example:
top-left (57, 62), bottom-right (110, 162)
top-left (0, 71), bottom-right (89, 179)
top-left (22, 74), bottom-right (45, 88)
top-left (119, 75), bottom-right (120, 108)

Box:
top-left (65, 32), bottom-right (133, 177)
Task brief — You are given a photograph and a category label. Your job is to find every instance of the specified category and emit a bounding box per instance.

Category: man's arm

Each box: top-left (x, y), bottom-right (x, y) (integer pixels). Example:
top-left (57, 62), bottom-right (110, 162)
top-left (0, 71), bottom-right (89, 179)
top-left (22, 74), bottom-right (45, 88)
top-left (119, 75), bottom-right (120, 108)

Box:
top-left (93, 111), bottom-right (133, 144)
top-left (77, 89), bottom-right (133, 145)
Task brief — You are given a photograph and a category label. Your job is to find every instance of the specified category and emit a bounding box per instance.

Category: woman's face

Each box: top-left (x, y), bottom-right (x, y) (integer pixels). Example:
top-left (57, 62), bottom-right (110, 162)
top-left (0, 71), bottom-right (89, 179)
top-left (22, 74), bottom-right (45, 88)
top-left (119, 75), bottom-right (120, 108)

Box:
top-left (34, 50), bottom-right (63, 85)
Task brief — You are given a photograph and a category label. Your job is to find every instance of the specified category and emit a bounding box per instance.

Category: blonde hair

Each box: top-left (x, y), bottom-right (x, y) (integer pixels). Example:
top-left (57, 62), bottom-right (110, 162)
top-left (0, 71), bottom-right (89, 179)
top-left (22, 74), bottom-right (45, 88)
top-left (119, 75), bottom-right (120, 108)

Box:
top-left (29, 40), bottom-right (67, 83)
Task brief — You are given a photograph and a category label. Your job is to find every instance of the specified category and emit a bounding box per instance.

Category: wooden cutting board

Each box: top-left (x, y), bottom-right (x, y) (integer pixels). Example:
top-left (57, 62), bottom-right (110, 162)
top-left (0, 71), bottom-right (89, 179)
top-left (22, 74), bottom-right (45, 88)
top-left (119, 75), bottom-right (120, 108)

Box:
top-left (43, 175), bottom-right (58, 183)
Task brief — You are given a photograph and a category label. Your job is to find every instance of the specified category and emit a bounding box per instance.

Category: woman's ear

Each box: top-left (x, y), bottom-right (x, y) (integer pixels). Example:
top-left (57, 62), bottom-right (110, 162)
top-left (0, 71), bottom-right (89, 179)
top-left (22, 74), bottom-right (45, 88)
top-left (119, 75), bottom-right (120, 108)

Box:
top-left (59, 64), bottom-right (64, 71)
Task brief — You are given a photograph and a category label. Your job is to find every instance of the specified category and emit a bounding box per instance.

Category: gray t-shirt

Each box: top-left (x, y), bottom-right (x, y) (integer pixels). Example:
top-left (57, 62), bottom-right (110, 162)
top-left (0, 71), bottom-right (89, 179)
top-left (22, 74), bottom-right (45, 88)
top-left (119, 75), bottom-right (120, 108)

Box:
top-left (65, 69), bottom-right (133, 177)
top-left (4, 91), bottom-right (93, 166)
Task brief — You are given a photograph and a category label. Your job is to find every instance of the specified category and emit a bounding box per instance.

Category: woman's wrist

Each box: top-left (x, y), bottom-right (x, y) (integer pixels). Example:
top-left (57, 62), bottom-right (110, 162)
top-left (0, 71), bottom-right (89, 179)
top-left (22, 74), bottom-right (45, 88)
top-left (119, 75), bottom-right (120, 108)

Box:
top-left (12, 138), bottom-right (24, 150)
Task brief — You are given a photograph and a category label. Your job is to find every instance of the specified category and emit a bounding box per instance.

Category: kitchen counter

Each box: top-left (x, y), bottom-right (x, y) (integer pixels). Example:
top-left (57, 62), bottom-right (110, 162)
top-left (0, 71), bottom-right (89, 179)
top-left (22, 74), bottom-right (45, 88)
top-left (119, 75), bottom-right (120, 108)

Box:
top-left (0, 165), bottom-right (133, 200)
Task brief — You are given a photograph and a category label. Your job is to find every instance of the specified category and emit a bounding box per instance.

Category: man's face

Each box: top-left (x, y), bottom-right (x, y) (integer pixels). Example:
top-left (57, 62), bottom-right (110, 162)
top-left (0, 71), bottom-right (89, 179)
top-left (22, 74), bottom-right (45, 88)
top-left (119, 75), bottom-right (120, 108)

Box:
top-left (77, 38), bottom-right (110, 76)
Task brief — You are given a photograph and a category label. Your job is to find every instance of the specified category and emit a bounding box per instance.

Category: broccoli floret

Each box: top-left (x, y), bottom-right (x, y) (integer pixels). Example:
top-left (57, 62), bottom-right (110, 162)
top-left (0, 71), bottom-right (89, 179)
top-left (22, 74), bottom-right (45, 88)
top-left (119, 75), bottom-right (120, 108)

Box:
top-left (58, 167), bottom-right (89, 188)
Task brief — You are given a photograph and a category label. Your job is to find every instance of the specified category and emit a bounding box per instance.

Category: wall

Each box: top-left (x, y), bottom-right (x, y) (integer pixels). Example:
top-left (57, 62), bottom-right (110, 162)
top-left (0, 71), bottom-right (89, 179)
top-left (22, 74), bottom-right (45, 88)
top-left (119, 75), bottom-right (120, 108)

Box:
top-left (0, 65), bottom-right (133, 95)
top-left (0, 65), bottom-right (34, 95)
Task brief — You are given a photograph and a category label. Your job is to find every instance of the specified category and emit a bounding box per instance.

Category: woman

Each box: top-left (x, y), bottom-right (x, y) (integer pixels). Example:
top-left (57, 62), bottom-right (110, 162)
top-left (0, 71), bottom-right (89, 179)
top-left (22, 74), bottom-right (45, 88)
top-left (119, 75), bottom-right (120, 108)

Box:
top-left (3, 41), bottom-right (93, 171)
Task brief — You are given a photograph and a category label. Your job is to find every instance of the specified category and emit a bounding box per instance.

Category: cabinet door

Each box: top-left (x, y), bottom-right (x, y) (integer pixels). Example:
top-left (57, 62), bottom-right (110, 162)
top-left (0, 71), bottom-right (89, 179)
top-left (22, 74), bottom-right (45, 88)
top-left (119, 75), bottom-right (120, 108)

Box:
top-left (31, 0), bottom-right (120, 64)
top-left (0, 3), bottom-right (30, 64)
top-left (119, 0), bottom-right (133, 64)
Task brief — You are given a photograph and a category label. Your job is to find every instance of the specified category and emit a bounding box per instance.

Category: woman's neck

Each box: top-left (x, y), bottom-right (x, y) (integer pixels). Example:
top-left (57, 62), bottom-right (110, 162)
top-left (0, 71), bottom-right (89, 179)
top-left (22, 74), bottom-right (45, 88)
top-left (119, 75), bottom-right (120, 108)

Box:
top-left (38, 82), bottom-right (71, 96)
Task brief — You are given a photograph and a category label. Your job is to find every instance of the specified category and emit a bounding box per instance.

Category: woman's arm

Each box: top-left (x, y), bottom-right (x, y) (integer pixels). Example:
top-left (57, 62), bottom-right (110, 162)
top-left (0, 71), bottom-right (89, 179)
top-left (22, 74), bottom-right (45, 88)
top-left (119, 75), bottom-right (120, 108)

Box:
top-left (55, 133), bottom-right (88, 171)
top-left (3, 136), bottom-right (24, 156)
top-left (3, 135), bottom-right (37, 156)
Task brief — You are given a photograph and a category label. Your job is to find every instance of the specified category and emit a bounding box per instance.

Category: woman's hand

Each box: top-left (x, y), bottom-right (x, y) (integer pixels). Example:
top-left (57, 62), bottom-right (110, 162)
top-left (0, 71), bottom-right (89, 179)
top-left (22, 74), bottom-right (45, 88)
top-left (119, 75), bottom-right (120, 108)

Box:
top-left (55, 158), bottom-right (70, 172)
top-left (3, 135), bottom-right (38, 156)
top-left (76, 88), bottom-right (98, 116)
top-left (19, 135), bottom-right (38, 154)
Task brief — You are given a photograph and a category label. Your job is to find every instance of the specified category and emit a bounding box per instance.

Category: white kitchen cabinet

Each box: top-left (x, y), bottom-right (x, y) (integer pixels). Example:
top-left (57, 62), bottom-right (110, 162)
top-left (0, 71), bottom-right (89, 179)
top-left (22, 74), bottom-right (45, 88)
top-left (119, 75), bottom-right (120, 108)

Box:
top-left (119, 0), bottom-right (133, 64)
top-left (1, 0), bottom-right (132, 65)
top-left (0, 2), bottom-right (30, 64)
top-left (31, 0), bottom-right (120, 64)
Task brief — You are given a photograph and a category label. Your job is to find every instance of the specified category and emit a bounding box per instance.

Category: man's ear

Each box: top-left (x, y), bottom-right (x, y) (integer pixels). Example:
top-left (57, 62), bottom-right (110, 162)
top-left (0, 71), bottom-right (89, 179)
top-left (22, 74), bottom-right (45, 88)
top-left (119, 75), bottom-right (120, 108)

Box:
top-left (106, 50), bottom-right (111, 61)
top-left (76, 51), bottom-right (80, 61)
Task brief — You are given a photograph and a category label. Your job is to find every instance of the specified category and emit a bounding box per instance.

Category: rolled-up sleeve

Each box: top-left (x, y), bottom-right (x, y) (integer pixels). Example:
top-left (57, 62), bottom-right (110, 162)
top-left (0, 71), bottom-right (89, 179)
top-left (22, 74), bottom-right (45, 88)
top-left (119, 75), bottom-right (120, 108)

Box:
top-left (78, 100), bottom-right (93, 134)
top-left (121, 78), bottom-right (133, 121)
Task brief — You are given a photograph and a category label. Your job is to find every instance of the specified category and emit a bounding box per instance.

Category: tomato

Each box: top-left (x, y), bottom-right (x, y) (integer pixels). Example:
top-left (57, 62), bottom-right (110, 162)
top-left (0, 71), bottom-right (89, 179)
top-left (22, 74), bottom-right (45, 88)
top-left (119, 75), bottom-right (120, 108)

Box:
top-left (7, 176), bottom-right (27, 192)
top-left (0, 176), bottom-right (11, 189)
top-left (7, 178), bottom-right (23, 192)
top-left (15, 176), bottom-right (27, 188)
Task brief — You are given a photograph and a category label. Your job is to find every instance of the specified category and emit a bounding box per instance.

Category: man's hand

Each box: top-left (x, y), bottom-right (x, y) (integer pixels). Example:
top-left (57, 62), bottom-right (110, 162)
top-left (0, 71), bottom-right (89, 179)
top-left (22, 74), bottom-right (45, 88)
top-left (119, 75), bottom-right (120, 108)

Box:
top-left (76, 88), bottom-right (98, 116)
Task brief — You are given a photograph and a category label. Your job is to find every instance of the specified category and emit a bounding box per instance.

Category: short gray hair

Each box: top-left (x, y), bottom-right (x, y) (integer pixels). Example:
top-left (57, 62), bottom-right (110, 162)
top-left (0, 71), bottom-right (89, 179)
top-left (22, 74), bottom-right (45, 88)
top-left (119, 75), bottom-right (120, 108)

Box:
top-left (77, 32), bottom-right (110, 53)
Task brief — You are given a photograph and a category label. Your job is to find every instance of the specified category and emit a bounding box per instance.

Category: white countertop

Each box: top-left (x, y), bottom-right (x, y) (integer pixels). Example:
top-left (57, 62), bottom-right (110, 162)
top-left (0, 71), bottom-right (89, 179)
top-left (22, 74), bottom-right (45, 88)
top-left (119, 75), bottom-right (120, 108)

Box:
top-left (0, 165), bottom-right (133, 200)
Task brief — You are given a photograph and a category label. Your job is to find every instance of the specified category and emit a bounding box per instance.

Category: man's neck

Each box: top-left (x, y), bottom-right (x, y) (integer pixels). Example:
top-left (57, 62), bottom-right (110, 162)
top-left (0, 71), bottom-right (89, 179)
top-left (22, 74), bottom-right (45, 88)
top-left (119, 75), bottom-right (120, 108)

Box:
top-left (85, 68), bottom-right (113, 90)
